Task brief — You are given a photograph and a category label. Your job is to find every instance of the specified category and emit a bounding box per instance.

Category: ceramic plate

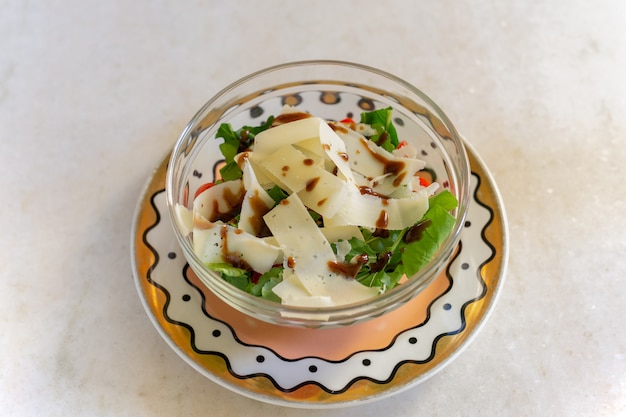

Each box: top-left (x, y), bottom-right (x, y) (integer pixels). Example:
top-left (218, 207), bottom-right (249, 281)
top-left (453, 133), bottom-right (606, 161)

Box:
top-left (131, 132), bottom-right (507, 408)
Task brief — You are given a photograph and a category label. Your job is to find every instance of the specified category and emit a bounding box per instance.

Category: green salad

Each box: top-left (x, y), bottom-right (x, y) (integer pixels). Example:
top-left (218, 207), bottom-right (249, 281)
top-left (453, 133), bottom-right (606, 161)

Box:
top-left (174, 106), bottom-right (458, 308)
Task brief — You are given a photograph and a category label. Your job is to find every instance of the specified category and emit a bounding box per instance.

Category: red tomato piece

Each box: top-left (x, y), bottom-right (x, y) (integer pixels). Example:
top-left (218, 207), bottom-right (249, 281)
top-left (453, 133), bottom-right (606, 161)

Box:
top-left (194, 182), bottom-right (215, 199)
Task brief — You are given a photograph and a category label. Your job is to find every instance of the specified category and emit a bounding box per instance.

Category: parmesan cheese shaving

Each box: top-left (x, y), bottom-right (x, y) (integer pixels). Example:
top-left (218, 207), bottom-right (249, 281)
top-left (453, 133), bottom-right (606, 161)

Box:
top-left (258, 145), bottom-right (349, 218)
top-left (334, 127), bottom-right (425, 191)
top-left (324, 185), bottom-right (429, 230)
top-left (238, 159), bottom-right (275, 235)
top-left (263, 193), bottom-right (379, 307)
top-left (193, 179), bottom-right (245, 222)
top-left (189, 106), bottom-right (433, 309)
top-left (253, 117), bottom-right (324, 158)
top-left (193, 221), bottom-right (281, 274)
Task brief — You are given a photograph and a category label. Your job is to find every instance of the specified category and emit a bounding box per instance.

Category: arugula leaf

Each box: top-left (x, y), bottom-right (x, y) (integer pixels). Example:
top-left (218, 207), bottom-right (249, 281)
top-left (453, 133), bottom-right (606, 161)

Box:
top-left (359, 107), bottom-right (399, 152)
top-left (215, 123), bottom-right (240, 161)
top-left (206, 263), bottom-right (251, 291)
top-left (400, 190), bottom-right (458, 277)
top-left (266, 185), bottom-right (289, 204)
top-left (428, 189), bottom-right (459, 211)
top-left (215, 116), bottom-right (274, 181)
top-left (219, 160), bottom-right (245, 181)
top-left (245, 115), bottom-right (275, 136)
top-left (207, 263), bottom-right (248, 284)
top-left (206, 262), bottom-right (248, 276)
top-left (207, 262), bottom-right (283, 301)
top-left (346, 229), bottom-right (405, 290)
top-left (248, 267), bottom-right (283, 302)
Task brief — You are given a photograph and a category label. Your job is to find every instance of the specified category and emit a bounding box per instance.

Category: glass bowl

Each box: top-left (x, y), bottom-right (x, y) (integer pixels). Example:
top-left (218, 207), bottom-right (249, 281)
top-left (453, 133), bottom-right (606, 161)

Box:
top-left (166, 60), bottom-right (470, 328)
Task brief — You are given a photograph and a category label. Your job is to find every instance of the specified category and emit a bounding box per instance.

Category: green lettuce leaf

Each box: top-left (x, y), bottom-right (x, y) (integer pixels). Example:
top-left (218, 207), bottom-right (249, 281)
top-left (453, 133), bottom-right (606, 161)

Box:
top-left (248, 267), bottom-right (283, 302)
top-left (215, 116), bottom-right (274, 181)
top-left (359, 107), bottom-right (399, 152)
top-left (266, 185), bottom-right (289, 204)
top-left (400, 190), bottom-right (458, 277)
top-left (345, 190), bottom-right (458, 289)
top-left (206, 263), bottom-right (251, 291)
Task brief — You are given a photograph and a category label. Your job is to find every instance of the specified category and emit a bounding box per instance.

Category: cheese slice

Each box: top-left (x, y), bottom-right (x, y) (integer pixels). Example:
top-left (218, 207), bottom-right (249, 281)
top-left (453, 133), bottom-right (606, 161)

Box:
top-left (264, 193), bottom-right (378, 306)
top-left (253, 116), bottom-right (356, 183)
top-left (253, 117), bottom-right (325, 158)
top-left (174, 203), bottom-right (193, 237)
top-left (324, 184), bottom-right (429, 230)
top-left (317, 121), bottom-right (355, 183)
top-left (272, 268), bottom-right (378, 309)
top-left (271, 271), bottom-right (333, 307)
top-left (193, 221), bottom-right (281, 273)
top-left (335, 129), bottom-right (425, 191)
top-left (259, 145), bottom-right (349, 218)
top-left (263, 193), bottom-right (337, 296)
top-left (293, 137), bottom-right (325, 158)
top-left (193, 179), bottom-right (245, 222)
top-left (192, 221), bottom-right (223, 264)
top-left (319, 225), bottom-right (363, 243)
top-left (225, 226), bottom-right (282, 272)
top-left (238, 159), bottom-right (275, 236)
top-left (352, 170), bottom-right (415, 199)
top-left (319, 273), bottom-right (382, 306)
top-left (235, 152), bottom-right (275, 189)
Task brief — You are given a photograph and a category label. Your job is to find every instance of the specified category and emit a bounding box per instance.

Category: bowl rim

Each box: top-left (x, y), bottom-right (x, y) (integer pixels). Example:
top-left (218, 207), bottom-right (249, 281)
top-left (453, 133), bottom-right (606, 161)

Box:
top-left (165, 59), bottom-right (471, 325)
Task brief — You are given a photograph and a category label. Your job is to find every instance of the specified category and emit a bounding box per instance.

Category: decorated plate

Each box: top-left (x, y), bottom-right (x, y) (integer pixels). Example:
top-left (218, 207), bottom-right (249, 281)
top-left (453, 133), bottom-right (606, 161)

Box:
top-left (131, 135), bottom-right (507, 408)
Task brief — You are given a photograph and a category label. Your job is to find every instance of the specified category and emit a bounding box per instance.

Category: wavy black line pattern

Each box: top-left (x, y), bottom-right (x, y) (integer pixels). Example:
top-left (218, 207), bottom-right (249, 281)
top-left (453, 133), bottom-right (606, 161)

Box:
top-left (177, 255), bottom-right (454, 394)
top-left (138, 169), bottom-right (496, 396)
top-left (142, 192), bottom-right (166, 311)
top-left (136, 90), bottom-right (500, 400)
top-left (432, 172), bottom-right (492, 338)
top-left (472, 172), bottom-right (497, 281)
top-left (427, 172), bottom-right (491, 338)
top-left (143, 191), bottom-right (205, 353)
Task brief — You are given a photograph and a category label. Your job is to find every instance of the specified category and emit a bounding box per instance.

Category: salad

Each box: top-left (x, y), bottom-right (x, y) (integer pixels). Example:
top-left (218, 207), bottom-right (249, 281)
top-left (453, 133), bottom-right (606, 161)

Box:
top-left (174, 106), bottom-right (458, 308)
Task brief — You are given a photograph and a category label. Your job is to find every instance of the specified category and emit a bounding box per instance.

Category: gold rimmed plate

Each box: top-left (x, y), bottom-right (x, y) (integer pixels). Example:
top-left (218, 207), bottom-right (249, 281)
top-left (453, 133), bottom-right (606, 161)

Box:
top-left (131, 140), bottom-right (507, 408)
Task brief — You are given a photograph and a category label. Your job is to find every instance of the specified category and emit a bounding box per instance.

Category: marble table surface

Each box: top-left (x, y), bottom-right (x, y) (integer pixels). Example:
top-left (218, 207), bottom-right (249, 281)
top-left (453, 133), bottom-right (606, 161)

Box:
top-left (2, 1), bottom-right (625, 416)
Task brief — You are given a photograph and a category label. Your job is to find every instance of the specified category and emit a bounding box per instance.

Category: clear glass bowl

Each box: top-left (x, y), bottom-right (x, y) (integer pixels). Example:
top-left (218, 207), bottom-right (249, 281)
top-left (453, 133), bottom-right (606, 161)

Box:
top-left (166, 60), bottom-right (470, 328)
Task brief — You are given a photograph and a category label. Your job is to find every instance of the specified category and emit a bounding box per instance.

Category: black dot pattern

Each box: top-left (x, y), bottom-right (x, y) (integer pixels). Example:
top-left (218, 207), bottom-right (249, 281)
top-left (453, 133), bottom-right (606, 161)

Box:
top-left (154, 92), bottom-right (490, 392)
top-left (357, 98), bottom-right (375, 111)
top-left (250, 106), bottom-right (264, 118)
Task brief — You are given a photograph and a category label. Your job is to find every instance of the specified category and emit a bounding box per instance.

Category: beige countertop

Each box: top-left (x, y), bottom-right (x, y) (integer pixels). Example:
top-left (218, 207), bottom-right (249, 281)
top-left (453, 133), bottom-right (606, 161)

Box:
top-left (2, 1), bottom-right (625, 415)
